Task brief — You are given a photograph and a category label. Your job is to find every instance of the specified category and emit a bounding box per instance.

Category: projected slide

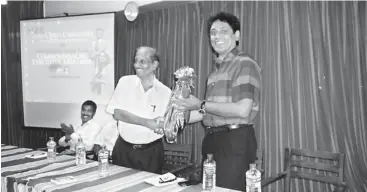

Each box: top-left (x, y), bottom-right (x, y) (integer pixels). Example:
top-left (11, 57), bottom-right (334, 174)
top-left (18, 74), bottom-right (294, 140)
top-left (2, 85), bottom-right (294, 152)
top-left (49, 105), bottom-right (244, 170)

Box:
top-left (20, 13), bottom-right (115, 128)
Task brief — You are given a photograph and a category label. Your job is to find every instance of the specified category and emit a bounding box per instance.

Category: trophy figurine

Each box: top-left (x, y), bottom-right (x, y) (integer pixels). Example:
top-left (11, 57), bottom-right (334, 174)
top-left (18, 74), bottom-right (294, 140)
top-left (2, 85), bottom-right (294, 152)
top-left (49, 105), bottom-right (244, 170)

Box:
top-left (162, 66), bottom-right (195, 143)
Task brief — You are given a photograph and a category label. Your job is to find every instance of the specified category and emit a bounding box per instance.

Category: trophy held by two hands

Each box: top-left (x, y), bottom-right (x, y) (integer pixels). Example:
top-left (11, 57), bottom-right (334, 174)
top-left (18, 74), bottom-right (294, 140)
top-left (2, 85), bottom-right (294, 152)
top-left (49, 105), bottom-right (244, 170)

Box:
top-left (162, 66), bottom-right (195, 143)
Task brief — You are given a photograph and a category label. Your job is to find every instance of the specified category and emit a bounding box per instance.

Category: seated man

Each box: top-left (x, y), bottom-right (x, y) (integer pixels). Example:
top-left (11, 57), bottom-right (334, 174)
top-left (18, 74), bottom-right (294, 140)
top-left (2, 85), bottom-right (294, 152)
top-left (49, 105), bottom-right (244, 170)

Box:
top-left (58, 100), bottom-right (102, 154)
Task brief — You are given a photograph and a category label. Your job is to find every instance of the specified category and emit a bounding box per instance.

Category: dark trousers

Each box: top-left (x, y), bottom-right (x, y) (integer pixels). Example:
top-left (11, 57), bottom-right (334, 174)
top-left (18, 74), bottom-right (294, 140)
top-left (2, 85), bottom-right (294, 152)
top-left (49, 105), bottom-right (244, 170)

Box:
top-left (202, 125), bottom-right (257, 191)
top-left (111, 135), bottom-right (164, 174)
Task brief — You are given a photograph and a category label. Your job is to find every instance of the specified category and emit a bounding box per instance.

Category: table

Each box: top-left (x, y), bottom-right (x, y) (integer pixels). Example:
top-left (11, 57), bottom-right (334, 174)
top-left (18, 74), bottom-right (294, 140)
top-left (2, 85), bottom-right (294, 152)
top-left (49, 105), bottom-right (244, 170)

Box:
top-left (1, 144), bottom-right (239, 192)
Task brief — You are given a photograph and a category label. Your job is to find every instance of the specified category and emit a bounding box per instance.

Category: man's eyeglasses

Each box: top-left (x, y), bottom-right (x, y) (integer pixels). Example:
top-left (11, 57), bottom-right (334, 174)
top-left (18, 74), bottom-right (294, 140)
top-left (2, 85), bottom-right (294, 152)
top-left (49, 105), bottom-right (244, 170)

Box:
top-left (210, 28), bottom-right (231, 36)
top-left (134, 59), bottom-right (151, 65)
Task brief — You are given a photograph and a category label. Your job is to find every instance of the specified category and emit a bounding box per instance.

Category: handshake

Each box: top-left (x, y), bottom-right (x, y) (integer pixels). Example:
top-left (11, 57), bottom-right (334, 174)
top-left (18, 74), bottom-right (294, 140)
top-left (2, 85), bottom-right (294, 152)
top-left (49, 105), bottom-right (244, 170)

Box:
top-left (112, 109), bottom-right (167, 136)
top-left (147, 117), bottom-right (165, 135)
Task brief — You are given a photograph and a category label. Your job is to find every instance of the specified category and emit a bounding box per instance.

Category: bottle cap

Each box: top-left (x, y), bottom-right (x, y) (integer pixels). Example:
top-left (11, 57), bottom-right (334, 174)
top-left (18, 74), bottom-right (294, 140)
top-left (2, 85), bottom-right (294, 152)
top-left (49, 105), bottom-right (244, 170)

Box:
top-left (250, 163), bottom-right (256, 169)
top-left (207, 154), bottom-right (213, 160)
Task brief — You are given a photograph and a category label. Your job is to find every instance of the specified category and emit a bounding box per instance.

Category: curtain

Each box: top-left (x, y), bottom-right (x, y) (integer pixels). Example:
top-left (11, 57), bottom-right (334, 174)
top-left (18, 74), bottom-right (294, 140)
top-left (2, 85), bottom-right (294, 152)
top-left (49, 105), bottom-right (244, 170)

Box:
top-left (1, 1), bottom-right (63, 148)
top-left (115, 1), bottom-right (366, 192)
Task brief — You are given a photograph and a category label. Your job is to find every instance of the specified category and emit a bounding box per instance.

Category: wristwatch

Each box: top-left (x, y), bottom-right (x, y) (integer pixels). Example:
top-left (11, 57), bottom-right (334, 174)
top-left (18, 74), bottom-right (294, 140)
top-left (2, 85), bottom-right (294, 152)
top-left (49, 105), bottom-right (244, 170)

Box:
top-left (198, 100), bottom-right (206, 115)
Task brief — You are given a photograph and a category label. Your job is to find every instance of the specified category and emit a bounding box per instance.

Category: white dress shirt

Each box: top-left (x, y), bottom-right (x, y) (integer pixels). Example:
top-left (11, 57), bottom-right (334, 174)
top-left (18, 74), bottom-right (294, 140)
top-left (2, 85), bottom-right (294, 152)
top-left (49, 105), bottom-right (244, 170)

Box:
top-left (58, 119), bottom-right (102, 151)
top-left (94, 120), bottom-right (119, 152)
top-left (106, 75), bottom-right (172, 144)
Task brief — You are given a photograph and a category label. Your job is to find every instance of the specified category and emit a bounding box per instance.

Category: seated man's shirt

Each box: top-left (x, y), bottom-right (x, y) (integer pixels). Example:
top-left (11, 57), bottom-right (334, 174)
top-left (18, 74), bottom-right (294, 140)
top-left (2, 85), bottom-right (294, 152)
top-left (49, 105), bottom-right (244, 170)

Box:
top-left (58, 119), bottom-right (102, 151)
top-left (94, 120), bottom-right (119, 152)
top-left (106, 75), bottom-right (172, 144)
top-left (203, 48), bottom-right (262, 127)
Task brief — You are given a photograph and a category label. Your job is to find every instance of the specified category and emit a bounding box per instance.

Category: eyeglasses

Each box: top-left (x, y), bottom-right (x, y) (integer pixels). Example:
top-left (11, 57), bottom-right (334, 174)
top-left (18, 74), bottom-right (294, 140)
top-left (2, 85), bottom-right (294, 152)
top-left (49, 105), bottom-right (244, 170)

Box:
top-left (210, 28), bottom-right (232, 36)
top-left (134, 59), bottom-right (151, 65)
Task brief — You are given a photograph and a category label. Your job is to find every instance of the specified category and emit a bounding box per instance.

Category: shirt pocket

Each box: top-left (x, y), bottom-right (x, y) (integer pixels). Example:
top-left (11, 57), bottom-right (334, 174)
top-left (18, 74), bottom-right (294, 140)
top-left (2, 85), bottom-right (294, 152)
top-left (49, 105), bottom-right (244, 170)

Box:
top-left (150, 91), bottom-right (171, 117)
top-left (207, 72), bottom-right (232, 101)
top-left (207, 71), bottom-right (231, 86)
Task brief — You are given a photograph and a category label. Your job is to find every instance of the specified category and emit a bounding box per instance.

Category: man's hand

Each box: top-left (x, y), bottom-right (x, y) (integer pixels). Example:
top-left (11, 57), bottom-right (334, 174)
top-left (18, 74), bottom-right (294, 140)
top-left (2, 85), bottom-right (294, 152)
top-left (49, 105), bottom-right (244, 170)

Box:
top-left (173, 95), bottom-right (201, 111)
top-left (154, 117), bottom-right (165, 135)
top-left (93, 144), bottom-right (102, 155)
top-left (145, 117), bottom-right (164, 135)
top-left (112, 113), bottom-right (119, 121)
top-left (65, 134), bottom-right (72, 143)
top-left (60, 123), bottom-right (75, 135)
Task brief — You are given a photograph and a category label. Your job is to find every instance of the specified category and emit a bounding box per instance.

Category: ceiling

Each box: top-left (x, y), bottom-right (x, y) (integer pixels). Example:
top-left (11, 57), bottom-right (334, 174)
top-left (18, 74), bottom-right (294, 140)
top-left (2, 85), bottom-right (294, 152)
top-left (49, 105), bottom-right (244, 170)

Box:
top-left (43, 0), bottom-right (191, 17)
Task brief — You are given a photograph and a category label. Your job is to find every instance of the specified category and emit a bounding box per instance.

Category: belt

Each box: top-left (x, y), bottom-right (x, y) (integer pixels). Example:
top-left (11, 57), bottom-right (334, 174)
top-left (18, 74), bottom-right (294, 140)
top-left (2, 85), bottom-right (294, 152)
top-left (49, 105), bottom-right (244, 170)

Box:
top-left (122, 138), bottom-right (162, 150)
top-left (205, 124), bottom-right (252, 134)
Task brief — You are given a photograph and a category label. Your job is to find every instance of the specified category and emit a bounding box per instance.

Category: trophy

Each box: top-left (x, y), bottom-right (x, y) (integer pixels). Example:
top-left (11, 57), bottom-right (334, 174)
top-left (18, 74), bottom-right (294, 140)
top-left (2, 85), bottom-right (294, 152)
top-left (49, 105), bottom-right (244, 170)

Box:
top-left (163, 66), bottom-right (195, 143)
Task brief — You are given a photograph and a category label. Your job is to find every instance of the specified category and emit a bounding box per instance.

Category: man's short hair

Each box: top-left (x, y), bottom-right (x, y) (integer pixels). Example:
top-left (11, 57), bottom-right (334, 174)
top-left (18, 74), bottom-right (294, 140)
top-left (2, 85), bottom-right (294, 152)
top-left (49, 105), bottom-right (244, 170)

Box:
top-left (207, 12), bottom-right (241, 33)
top-left (135, 46), bottom-right (160, 63)
top-left (207, 12), bottom-right (241, 45)
top-left (82, 100), bottom-right (97, 113)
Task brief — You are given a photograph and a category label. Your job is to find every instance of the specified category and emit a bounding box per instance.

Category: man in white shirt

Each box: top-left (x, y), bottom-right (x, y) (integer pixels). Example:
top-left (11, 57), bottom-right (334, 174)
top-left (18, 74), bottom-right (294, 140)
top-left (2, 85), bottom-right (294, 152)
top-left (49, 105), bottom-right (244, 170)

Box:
top-left (106, 46), bottom-right (171, 174)
top-left (58, 100), bottom-right (102, 152)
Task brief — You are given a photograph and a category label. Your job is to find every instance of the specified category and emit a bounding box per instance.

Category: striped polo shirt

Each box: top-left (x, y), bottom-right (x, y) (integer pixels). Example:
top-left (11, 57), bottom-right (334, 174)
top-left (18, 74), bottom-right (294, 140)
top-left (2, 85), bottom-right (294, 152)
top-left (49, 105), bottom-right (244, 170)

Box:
top-left (203, 48), bottom-right (261, 127)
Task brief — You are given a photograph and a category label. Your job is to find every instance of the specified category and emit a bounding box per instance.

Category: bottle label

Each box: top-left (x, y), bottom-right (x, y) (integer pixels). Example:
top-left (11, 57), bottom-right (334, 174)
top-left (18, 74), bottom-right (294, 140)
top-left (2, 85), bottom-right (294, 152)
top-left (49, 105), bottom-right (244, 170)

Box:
top-left (246, 182), bottom-right (261, 192)
top-left (48, 148), bottom-right (54, 152)
top-left (80, 151), bottom-right (86, 157)
top-left (203, 164), bottom-right (216, 190)
top-left (204, 165), bottom-right (216, 174)
top-left (101, 158), bottom-right (108, 163)
top-left (100, 153), bottom-right (108, 158)
top-left (246, 168), bottom-right (261, 192)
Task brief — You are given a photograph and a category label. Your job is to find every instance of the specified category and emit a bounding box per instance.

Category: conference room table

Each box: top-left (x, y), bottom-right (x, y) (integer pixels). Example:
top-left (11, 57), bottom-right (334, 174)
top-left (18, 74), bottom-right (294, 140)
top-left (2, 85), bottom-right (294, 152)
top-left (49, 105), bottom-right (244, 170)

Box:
top-left (1, 144), bottom-right (239, 192)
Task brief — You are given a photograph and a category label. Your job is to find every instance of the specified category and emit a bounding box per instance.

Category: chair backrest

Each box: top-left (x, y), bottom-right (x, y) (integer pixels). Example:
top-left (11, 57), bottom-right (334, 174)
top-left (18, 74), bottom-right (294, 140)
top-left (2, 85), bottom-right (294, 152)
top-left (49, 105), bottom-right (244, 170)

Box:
top-left (283, 148), bottom-right (345, 192)
top-left (162, 143), bottom-right (192, 173)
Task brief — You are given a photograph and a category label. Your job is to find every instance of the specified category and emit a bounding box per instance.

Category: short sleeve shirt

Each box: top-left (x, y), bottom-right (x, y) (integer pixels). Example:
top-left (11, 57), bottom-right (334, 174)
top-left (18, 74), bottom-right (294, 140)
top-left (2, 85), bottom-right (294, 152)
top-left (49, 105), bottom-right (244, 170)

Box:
top-left (203, 48), bottom-right (261, 127)
top-left (106, 75), bottom-right (172, 144)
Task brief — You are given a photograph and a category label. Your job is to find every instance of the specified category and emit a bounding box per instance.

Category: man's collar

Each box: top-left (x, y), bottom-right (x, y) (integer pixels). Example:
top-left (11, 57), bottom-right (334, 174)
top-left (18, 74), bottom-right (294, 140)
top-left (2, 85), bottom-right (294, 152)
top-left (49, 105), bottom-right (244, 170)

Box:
top-left (215, 48), bottom-right (239, 68)
top-left (151, 76), bottom-right (158, 92)
top-left (136, 75), bottom-right (158, 92)
top-left (81, 118), bottom-right (95, 126)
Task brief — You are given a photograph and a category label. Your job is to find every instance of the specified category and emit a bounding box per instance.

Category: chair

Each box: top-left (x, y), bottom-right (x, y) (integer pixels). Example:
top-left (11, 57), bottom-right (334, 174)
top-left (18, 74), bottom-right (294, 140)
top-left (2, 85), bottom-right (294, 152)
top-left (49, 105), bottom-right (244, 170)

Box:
top-left (162, 143), bottom-right (193, 174)
top-left (262, 148), bottom-right (347, 192)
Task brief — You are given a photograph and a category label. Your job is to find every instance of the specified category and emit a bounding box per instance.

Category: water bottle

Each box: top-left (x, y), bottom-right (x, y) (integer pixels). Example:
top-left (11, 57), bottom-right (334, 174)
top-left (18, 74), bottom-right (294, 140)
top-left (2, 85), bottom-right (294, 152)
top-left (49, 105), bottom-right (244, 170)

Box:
top-left (46, 137), bottom-right (57, 162)
top-left (98, 145), bottom-right (109, 177)
top-left (75, 136), bottom-right (86, 165)
top-left (203, 154), bottom-right (216, 191)
top-left (246, 163), bottom-right (261, 192)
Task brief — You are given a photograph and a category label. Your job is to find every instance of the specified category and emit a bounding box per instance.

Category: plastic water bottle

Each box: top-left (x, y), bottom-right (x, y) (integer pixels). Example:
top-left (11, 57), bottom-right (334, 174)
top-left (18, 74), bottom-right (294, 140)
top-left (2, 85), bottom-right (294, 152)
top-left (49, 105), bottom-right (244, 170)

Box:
top-left (203, 154), bottom-right (216, 191)
top-left (246, 163), bottom-right (261, 192)
top-left (46, 137), bottom-right (57, 162)
top-left (98, 145), bottom-right (109, 177)
top-left (75, 136), bottom-right (86, 165)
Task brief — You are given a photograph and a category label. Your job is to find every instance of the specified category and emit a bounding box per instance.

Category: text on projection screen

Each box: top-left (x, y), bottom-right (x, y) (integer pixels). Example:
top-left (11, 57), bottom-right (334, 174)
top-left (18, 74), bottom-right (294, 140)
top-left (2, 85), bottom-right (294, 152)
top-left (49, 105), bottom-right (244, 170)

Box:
top-left (20, 13), bottom-right (115, 128)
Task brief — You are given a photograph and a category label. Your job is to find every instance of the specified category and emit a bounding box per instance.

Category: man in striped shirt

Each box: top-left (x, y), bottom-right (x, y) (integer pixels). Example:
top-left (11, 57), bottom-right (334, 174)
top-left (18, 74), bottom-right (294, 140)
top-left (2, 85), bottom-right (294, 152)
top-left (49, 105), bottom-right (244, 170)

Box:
top-left (175, 12), bottom-right (261, 191)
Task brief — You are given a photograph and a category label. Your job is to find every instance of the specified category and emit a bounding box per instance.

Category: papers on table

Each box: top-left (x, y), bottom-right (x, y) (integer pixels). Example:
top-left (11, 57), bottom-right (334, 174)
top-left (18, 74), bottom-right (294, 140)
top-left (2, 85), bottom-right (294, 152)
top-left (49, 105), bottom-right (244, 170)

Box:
top-left (25, 152), bottom-right (47, 159)
top-left (50, 176), bottom-right (77, 185)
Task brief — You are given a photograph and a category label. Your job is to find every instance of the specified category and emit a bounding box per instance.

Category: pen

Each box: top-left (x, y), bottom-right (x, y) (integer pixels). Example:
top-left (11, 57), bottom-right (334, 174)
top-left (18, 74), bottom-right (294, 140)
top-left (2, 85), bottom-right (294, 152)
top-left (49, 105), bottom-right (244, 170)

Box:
top-left (151, 105), bottom-right (156, 112)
